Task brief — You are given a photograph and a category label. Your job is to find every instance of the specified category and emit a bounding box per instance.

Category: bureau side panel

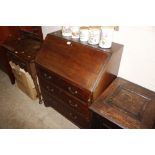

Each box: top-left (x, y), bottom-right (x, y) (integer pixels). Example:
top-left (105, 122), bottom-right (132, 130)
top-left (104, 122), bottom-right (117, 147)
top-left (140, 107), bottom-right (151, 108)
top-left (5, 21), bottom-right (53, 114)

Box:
top-left (93, 46), bottom-right (123, 100)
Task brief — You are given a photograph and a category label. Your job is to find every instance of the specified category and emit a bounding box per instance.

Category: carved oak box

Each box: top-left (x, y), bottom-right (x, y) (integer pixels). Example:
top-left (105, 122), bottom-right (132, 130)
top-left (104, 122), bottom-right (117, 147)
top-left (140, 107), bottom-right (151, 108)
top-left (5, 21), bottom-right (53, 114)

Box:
top-left (35, 30), bottom-right (123, 128)
top-left (90, 77), bottom-right (155, 129)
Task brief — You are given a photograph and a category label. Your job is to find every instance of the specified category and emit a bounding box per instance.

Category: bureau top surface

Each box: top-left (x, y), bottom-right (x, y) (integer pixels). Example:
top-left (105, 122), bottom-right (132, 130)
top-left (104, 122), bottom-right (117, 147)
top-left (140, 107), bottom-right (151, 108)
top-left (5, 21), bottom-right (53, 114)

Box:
top-left (90, 77), bottom-right (155, 128)
top-left (2, 38), bottom-right (41, 62)
top-left (36, 31), bottom-right (123, 92)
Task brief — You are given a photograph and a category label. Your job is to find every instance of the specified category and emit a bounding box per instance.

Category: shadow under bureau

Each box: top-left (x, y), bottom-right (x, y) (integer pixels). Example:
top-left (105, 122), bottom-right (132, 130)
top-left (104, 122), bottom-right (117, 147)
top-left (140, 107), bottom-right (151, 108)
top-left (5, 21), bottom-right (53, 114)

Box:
top-left (35, 30), bottom-right (123, 128)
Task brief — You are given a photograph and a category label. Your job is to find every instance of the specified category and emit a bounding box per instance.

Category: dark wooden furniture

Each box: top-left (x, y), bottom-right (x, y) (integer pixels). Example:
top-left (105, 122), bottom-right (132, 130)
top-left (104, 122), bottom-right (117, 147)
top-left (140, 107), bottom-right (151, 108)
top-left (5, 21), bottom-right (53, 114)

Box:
top-left (19, 26), bottom-right (43, 40)
top-left (90, 77), bottom-right (155, 129)
top-left (0, 26), bottom-right (43, 85)
top-left (1, 26), bottom-right (43, 101)
top-left (35, 30), bottom-right (123, 128)
top-left (0, 26), bottom-right (20, 84)
top-left (0, 46), bottom-right (15, 84)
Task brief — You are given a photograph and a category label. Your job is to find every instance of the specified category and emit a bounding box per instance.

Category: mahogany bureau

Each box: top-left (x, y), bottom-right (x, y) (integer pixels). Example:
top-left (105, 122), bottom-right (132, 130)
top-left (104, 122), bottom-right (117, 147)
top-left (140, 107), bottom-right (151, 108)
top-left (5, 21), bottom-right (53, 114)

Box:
top-left (35, 30), bottom-right (124, 128)
top-left (90, 77), bottom-right (155, 129)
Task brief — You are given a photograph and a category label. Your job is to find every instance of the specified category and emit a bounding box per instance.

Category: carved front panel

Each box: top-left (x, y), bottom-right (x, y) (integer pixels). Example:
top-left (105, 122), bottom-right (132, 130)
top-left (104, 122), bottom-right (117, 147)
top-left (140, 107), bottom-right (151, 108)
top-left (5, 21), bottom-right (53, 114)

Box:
top-left (104, 85), bottom-right (151, 121)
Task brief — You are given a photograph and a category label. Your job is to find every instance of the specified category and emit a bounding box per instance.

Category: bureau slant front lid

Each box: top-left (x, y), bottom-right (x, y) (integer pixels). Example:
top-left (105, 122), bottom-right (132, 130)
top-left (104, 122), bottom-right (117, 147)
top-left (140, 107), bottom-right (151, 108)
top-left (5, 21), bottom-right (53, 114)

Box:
top-left (35, 31), bottom-right (122, 93)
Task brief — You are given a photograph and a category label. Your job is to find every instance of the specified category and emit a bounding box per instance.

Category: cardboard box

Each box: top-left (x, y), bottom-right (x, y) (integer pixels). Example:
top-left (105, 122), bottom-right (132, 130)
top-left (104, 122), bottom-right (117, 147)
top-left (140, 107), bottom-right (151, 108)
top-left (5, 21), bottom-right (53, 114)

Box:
top-left (9, 61), bottom-right (37, 100)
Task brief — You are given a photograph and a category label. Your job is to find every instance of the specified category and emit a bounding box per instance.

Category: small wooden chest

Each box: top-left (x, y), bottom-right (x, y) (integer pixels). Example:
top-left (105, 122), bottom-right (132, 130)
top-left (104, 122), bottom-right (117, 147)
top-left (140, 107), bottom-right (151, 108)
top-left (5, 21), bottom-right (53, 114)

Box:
top-left (90, 77), bottom-right (155, 129)
top-left (35, 30), bottom-right (123, 128)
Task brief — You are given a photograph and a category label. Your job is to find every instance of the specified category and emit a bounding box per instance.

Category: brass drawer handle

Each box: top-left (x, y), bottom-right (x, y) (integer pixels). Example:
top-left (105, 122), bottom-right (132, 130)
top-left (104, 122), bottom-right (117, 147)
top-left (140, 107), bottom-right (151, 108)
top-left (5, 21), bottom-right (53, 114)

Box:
top-left (68, 100), bottom-right (78, 108)
top-left (46, 86), bottom-right (54, 92)
top-left (48, 76), bottom-right (52, 79)
top-left (69, 112), bottom-right (77, 120)
top-left (43, 73), bottom-right (52, 79)
top-left (68, 87), bottom-right (78, 95)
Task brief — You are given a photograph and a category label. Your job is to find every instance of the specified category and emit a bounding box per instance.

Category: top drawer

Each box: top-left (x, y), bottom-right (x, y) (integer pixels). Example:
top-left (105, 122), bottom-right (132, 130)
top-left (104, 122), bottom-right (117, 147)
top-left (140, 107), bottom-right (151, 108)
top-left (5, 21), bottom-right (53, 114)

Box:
top-left (36, 65), bottom-right (92, 104)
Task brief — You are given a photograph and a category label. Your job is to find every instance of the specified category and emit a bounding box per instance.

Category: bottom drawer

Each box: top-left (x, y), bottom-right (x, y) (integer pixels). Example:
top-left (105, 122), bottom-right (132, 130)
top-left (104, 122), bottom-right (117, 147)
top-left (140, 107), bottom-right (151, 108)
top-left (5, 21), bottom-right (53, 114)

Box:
top-left (41, 89), bottom-right (91, 128)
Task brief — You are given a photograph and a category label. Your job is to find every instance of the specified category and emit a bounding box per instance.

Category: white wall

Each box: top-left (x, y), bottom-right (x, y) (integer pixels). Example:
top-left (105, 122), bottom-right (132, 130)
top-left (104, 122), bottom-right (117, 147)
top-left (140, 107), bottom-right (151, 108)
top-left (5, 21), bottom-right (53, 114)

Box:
top-left (113, 27), bottom-right (155, 92)
top-left (42, 26), bottom-right (61, 39)
top-left (41, 26), bottom-right (155, 92)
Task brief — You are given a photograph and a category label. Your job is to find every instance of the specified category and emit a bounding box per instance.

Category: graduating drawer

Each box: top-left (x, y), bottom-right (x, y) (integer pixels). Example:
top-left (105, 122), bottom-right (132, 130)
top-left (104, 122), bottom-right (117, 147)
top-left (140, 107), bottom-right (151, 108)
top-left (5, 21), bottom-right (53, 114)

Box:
top-left (37, 65), bottom-right (92, 104)
top-left (38, 77), bottom-right (90, 118)
top-left (41, 89), bottom-right (91, 128)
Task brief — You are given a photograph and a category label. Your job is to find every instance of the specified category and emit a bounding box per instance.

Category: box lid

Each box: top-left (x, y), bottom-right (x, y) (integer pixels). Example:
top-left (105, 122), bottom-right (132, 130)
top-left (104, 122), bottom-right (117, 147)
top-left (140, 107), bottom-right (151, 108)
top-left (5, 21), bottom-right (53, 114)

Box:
top-left (90, 77), bottom-right (155, 128)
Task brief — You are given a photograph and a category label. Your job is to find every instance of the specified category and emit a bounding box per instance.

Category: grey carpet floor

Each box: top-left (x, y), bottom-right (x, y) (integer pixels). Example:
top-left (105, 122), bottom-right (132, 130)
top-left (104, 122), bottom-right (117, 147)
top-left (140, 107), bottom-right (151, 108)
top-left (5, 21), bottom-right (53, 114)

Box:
top-left (0, 70), bottom-right (78, 129)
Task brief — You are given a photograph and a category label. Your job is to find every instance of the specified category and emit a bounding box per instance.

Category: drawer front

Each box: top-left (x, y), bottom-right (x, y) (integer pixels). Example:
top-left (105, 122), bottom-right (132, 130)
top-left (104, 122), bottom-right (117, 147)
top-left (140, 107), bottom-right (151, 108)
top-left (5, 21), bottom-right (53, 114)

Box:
top-left (39, 77), bottom-right (90, 118)
top-left (37, 65), bottom-right (92, 104)
top-left (7, 52), bottom-right (27, 71)
top-left (41, 89), bottom-right (91, 128)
